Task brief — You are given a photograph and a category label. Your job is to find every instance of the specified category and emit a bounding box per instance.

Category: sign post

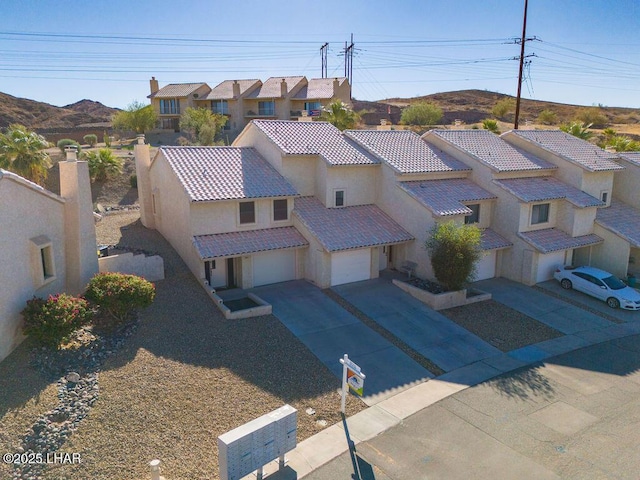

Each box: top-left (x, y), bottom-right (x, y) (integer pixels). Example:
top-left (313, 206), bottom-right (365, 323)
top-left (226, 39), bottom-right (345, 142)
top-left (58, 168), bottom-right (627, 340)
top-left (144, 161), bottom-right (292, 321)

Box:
top-left (340, 354), bottom-right (366, 414)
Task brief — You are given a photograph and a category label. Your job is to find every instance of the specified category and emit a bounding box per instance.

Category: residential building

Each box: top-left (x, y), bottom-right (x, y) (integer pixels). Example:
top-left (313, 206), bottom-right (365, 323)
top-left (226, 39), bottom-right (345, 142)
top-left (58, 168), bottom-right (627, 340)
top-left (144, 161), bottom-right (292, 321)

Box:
top-left (148, 77), bottom-right (211, 131)
top-left (149, 76), bottom-right (351, 138)
top-left (0, 150), bottom-right (98, 363)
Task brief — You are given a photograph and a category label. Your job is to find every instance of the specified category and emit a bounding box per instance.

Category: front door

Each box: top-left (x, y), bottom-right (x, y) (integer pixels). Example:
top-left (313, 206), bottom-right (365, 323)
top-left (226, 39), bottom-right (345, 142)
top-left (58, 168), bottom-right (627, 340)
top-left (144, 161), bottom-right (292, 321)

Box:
top-left (226, 258), bottom-right (236, 288)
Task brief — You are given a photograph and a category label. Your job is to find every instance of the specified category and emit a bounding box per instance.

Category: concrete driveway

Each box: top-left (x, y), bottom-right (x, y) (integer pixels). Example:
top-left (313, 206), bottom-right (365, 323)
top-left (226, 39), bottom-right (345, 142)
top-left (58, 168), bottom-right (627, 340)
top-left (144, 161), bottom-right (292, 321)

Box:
top-left (473, 277), bottom-right (613, 334)
top-left (333, 278), bottom-right (501, 372)
top-left (537, 279), bottom-right (640, 323)
top-left (251, 281), bottom-right (433, 404)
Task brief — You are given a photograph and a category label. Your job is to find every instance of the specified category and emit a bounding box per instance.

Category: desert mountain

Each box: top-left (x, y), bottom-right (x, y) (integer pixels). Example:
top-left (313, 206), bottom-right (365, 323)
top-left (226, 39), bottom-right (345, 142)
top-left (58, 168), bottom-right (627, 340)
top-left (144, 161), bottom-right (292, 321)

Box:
top-left (0, 92), bottom-right (119, 129)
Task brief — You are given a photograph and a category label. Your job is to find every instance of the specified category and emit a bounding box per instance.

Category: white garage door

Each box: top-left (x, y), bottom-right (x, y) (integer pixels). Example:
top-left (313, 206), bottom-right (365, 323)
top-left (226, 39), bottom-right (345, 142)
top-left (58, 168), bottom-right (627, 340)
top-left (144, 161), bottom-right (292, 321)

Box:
top-left (536, 250), bottom-right (566, 283)
top-left (331, 249), bottom-right (371, 286)
top-left (475, 251), bottom-right (496, 281)
top-left (253, 250), bottom-right (296, 287)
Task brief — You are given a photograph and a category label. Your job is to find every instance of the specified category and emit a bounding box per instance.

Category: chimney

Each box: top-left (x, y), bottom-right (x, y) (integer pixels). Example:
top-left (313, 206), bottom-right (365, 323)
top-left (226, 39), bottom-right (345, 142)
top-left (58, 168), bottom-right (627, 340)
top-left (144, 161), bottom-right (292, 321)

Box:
top-left (134, 135), bottom-right (156, 229)
top-left (232, 80), bottom-right (240, 98)
top-left (333, 77), bottom-right (340, 93)
top-left (150, 76), bottom-right (159, 95)
top-left (280, 78), bottom-right (288, 97)
top-left (59, 148), bottom-right (98, 293)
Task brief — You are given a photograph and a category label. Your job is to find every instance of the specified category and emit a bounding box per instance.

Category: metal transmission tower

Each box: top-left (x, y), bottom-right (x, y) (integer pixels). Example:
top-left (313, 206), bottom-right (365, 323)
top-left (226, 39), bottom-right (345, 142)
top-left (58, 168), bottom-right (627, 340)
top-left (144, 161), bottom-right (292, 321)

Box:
top-left (320, 43), bottom-right (328, 78)
top-left (343, 34), bottom-right (354, 97)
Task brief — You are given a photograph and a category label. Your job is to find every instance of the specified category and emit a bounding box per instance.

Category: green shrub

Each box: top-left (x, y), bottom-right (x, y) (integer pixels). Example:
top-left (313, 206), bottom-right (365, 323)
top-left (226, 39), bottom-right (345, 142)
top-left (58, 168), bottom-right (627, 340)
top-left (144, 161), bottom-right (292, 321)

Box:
top-left (400, 102), bottom-right (443, 126)
top-left (83, 148), bottom-right (123, 181)
top-left (57, 138), bottom-right (81, 154)
top-left (425, 221), bottom-right (482, 291)
top-left (537, 109), bottom-right (558, 125)
top-left (85, 273), bottom-right (155, 322)
top-left (491, 97), bottom-right (515, 120)
top-left (22, 294), bottom-right (93, 348)
top-left (83, 134), bottom-right (98, 147)
top-left (129, 174), bottom-right (137, 188)
top-left (103, 131), bottom-right (111, 148)
top-left (482, 119), bottom-right (500, 134)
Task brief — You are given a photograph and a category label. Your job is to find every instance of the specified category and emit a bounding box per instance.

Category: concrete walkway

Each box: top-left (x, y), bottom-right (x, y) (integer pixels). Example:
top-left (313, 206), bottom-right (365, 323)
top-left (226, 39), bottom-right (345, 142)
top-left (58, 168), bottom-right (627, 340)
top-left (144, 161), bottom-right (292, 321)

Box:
top-left (334, 278), bottom-right (501, 372)
top-left (251, 281), bottom-right (433, 404)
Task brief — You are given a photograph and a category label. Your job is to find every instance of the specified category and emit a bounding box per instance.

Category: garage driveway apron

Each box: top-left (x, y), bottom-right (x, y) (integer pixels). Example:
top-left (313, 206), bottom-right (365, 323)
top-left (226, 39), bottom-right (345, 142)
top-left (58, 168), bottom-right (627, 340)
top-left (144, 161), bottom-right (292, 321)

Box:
top-left (333, 278), bottom-right (501, 372)
top-left (251, 280), bottom-right (433, 404)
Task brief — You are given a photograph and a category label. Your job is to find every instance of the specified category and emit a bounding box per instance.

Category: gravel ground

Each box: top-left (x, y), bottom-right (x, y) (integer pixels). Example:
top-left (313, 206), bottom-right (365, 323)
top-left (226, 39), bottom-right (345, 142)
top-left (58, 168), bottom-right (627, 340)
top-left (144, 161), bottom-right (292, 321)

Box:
top-left (0, 212), bottom-right (365, 480)
top-left (441, 300), bottom-right (563, 352)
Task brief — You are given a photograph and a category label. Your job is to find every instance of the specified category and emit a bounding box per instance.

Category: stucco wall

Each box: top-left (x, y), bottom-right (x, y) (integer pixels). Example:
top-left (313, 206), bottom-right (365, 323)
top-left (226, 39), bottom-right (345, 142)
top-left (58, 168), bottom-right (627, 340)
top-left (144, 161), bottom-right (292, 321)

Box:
top-left (592, 223), bottom-right (631, 278)
top-left (581, 171), bottom-right (614, 205)
top-left (571, 207), bottom-right (597, 237)
top-left (293, 215), bottom-right (331, 287)
top-left (613, 160), bottom-right (639, 208)
top-left (98, 253), bottom-right (165, 281)
top-left (323, 165), bottom-right (378, 207)
top-left (0, 177), bottom-right (67, 363)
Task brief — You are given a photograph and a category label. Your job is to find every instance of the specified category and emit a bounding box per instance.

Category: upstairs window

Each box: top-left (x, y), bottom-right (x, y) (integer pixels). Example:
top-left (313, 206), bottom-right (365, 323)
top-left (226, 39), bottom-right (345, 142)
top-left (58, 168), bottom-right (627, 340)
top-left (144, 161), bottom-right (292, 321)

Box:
top-left (258, 101), bottom-right (275, 116)
top-left (159, 98), bottom-right (179, 114)
top-left (239, 201), bottom-right (256, 224)
top-left (335, 190), bottom-right (345, 207)
top-left (273, 199), bottom-right (288, 221)
top-left (531, 203), bottom-right (550, 225)
top-left (601, 191), bottom-right (609, 205)
top-left (30, 236), bottom-right (56, 286)
top-left (465, 204), bottom-right (480, 224)
top-left (211, 100), bottom-right (228, 115)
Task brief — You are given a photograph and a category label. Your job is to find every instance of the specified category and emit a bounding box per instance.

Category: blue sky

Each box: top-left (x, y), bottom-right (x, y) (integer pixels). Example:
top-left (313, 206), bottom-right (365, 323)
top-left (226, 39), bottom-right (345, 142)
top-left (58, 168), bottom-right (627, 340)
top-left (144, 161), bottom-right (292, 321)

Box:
top-left (1, 0), bottom-right (639, 109)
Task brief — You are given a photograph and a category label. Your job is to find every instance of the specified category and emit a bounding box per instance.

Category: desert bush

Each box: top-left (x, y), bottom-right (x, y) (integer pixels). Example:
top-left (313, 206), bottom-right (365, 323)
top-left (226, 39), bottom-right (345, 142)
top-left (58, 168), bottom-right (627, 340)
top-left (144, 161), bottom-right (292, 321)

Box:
top-left (85, 273), bottom-right (155, 322)
top-left (560, 122), bottom-right (593, 140)
top-left (103, 131), bottom-right (111, 148)
top-left (400, 102), bottom-right (443, 126)
top-left (425, 221), bottom-right (482, 292)
top-left (83, 134), bottom-right (98, 147)
top-left (57, 138), bottom-right (81, 154)
top-left (177, 136), bottom-right (191, 146)
top-left (537, 109), bottom-right (558, 125)
top-left (492, 97), bottom-right (515, 120)
top-left (576, 107), bottom-right (608, 128)
top-left (83, 148), bottom-right (123, 181)
top-left (22, 294), bottom-right (93, 348)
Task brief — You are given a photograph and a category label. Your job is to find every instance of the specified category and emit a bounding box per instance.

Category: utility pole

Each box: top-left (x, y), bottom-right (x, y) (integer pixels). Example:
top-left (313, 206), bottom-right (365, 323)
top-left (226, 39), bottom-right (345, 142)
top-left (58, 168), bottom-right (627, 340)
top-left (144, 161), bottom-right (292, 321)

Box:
top-left (320, 43), bottom-right (328, 78)
top-left (514, 0), bottom-right (528, 130)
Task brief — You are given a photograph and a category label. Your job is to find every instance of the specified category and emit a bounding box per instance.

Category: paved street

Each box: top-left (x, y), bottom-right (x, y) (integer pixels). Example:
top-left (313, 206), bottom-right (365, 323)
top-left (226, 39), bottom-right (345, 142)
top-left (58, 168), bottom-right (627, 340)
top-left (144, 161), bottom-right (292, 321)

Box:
top-left (304, 334), bottom-right (640, 480)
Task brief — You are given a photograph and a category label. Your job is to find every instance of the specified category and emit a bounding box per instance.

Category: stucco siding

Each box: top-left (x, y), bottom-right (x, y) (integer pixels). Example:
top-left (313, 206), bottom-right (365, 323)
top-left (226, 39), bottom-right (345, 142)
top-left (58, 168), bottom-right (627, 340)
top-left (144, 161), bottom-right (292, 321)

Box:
top-left (613, 160), bottom-right (640, 209)
top-left (592, 224), bottom-right (631, 279)
top-left (0, 180), bottom-right (67, 363)
top-left (324, 165), bottom-right (377, 207)
top-left (581, 171), bottom-right (614, 204)
top-left (571, 207), bottom-right (597, 237)
top-left (293, 215), bottom-right (331, 287)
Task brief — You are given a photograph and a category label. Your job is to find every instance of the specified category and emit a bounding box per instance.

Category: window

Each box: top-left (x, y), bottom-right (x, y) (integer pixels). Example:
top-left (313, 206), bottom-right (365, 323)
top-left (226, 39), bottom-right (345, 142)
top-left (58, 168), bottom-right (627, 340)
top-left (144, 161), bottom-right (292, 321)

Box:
top-left (465, 204), bottom-right (480, 224)
top-left (159, 98), bottom-right (179, 115)
top-left (273, 199), bottom-right (288, 221)
top-left (531, 203), bottom-right (550, 225)
top-left (335, 190), bottom-right (345, 207)
top-left (30, 236), bottom-right (56, 286)
top-left (211, 100), bottom-right (228, 115)
top-left (304, 101), bottom-right (322, 116)
top-left (258, 101), bottom-right (275, 116)
top-left (239, 201), bottom-right (256, 224)
top-left (601, 191), bottom-right (609, 205)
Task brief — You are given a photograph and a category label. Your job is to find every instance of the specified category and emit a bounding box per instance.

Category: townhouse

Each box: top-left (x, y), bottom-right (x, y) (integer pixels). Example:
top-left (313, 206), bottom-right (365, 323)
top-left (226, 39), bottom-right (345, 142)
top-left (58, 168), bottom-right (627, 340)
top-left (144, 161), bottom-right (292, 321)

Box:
top-left (148, 76), bottom-right (351, 137)
top-left (134, 119), bottom-right (639, 294)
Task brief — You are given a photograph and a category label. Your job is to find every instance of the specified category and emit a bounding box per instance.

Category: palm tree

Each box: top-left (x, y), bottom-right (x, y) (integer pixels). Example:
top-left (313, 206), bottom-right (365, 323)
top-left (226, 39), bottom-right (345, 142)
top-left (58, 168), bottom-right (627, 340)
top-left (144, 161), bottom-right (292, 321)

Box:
top-left (320, 100), bottom-right (359, 131)
top-left (560, 122), bottom-right (593, 140)
top-left (0, 124), bottom-right (51, 185)
top-left (83, 148), bottom-right (123, 181)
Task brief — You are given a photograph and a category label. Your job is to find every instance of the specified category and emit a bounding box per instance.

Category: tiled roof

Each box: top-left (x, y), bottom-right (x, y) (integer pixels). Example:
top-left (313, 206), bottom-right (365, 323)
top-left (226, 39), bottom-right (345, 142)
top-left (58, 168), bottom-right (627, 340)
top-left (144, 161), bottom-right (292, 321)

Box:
top-left (193, 227), bottom-right (308, 259)
top-left (517, 228), bottom-right (603, 254)
top-left (619, 152), bottom-right (640, 168)
top-left (494, 176), bottom-right (604, 208)
top-left (149, 83), bottom-right (207, 98)
top-left (292, 77), bottom-right (347, 100)
top-left (596, 200), bottom-right (640, 247)
top-left (481, 229), bottom-right (512, 251)
top-left (345, 130), bottom-right (470, 174)
top-left (426, 130), bottom-right (557, 172)
top-left (246, 76), bottom-right (305, 98)
top-left (293, 196), bottom-right (413, 252)
top-left (202, 79), bottom-right (260, 100)
top-left (400, 178), bottom-right (496, 216)
top-left (506, 130), bottom-right (623, 172)
top-left (159, 146), bottom-right (297, 202)
top-left (251, 120), bottom-right (379, 166)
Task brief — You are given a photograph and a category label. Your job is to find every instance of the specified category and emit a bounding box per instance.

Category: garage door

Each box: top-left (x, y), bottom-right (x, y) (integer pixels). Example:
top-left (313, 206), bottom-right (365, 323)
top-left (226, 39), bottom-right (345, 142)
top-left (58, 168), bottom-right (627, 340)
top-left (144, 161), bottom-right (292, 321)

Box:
top-left (475, 250), bottom-right (496, 281)
top-left (536, 250), bottom-right (566, 283)
top-left (253, 250), bottom-right (296, 287)
top-left (331, 249), bottom-right (371, 286)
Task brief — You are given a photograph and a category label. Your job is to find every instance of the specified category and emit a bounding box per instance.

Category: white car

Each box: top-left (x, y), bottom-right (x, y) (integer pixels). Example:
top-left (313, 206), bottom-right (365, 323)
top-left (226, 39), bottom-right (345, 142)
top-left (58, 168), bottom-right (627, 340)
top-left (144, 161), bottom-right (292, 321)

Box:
top-left (553, 266), bottom-right (640, 310)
